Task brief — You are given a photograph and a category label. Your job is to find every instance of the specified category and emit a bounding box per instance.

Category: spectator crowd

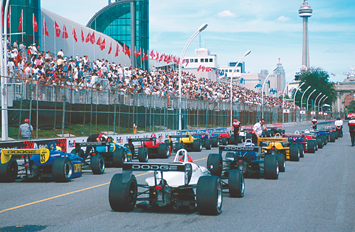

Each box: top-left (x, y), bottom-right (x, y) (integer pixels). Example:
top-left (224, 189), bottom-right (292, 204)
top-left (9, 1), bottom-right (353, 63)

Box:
top-left (4, 39), bottom-right (297, 109)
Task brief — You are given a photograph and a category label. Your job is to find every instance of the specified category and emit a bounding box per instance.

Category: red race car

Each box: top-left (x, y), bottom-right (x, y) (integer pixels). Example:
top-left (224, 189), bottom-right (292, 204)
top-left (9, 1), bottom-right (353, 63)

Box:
top-left (127, 137), bottom-right (171, 162)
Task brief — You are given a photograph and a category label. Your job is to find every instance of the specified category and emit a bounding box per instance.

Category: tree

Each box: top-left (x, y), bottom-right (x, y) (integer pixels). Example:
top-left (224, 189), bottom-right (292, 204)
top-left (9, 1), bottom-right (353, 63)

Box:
top-left (346, 100), bottom-right (355, 113)
top-left (293, 68), bottom-right (336, 110)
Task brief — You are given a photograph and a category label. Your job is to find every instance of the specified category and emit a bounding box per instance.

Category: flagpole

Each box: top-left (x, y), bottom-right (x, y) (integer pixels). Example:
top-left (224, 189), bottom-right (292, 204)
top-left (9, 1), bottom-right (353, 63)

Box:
top-left (33, 13), bottom-right (35, 45)
top-left (21, 9), bottom-right (23, 42)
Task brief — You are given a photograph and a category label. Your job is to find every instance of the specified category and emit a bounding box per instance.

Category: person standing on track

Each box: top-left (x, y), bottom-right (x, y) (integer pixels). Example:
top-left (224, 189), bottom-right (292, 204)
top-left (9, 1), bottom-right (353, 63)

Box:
top-left (311, 117), bottom-right (317, 130)
top-left (348, 116), bottom-right (355, 146)
top-left (19, 118), bottom-right (35, 140)
top-left (252, 119), bottom-right (267, 146)
top-left (232, 117), bottom-right (241, 145)
top-left (335, 117), bottom-right (343, 138)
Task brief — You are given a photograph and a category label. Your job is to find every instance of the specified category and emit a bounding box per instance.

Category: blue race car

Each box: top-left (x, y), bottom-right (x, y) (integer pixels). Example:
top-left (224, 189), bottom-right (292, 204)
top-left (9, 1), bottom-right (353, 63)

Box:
top-left (0, 141), bottom-right (83, 182)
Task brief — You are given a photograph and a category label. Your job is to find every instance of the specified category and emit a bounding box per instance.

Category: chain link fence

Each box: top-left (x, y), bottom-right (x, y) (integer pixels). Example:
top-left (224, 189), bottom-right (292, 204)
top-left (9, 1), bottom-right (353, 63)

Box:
top-left (0, 82), bottom-right (331, 141)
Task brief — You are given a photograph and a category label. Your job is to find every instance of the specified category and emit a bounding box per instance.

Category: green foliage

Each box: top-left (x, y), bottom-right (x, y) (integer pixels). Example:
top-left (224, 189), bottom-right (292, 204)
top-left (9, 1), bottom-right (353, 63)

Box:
top-left (293, 68), bottom-right (336, 109)
top-left (345, 100), bottom-right (355, 113)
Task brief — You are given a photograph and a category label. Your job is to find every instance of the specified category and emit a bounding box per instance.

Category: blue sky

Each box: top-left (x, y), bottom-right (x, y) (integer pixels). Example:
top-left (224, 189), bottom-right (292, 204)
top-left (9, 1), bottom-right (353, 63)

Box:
top-left (42, 0), bottom-right (355, 83)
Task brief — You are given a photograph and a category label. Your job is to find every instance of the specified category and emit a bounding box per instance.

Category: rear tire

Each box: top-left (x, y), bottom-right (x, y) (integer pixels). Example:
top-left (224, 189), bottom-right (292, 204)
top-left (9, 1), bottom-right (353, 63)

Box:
top-left (137, 148), bottom-right (148, 162)
top-left (174, 142), bottom-right (183, 152)
top-left (316, 137), bottom-right (323, 149)
top-left (91, 154), bottom-right (105, 174)
top-left (196, 176), bottom-right (222, 215)
top-left (211, 137), bottom-right (219, 147)
top-left (0, 158), bottom-right (18, 182)
top-left (264, 155), bottom-right (279, 179)
top-left (289, 144), bottom-right (300, 161)
top-left (109, 173), bottom-right (137, 211)
top-left (192, 139), bottom-right (202, 152)
top-left (307, 140), bottom-right (315, 153)
top-left (298, 144), bottom-right (304, 158)
top-left (228, 169), bottom-right (244, 197)
top-left (276, 153), bottom-right (285, 172)
top-left (113, 148), bottom-right (126, 168)
top-left (52, 157), bottom-right (73, 182)
top-left (204, 140), bottom-right (211, 150)
top-left (158, 143), bottom-right (170, 158)
top-left (330, 133), bottom-right (335, 142)
top-left (207, 154), bottom-right (222, 177)
top-left (221, 137), bottom-right (227, 145)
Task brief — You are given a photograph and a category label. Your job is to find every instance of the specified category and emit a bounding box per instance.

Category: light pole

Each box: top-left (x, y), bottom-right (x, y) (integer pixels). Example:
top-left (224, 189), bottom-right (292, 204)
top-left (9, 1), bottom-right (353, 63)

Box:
top-left (306, 89), bottom-right (316, 111)
top-left (261, 67), bottom-right (277, 118)
top-left (282, 77), bottom-right (296, 123)
top-left (293, 82), bottom-right (305, 107)
top-left (313, 92), bottom-right (322, 111)
top-left (300, 86), bottom-right (311, 109)
top-left (230, 50), bottom-right (251, 126)
top-left (317, 95), bottom-right (326, 112)
top-left (321, 96), bottom-right (328, 112)
top-left (178, 23), bottom-right (208, 130)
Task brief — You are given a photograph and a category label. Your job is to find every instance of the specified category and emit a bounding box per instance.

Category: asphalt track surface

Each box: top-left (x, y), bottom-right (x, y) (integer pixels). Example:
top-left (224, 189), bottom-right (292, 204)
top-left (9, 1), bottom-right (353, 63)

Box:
top-left (1, 122), bottom-right (354, 232)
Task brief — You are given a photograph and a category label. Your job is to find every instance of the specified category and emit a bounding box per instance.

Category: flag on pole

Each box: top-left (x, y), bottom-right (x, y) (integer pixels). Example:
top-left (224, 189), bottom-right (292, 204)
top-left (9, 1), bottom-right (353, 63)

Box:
top-left (134, 47), bottom-right (137, 57)
top-left (123, 44), bottom-right (128, 55)
top-left (81, 29), bottom-right (84, 42)
top-left (62, 24), bottom-right (68, 39)
top-left (85, 32), bottom-right (90, 43)
top-left (127, 46), bottom-right (131, 57)
top-left (18, 10), bottom-right (23, 31)
top-left (155, 51), bottom-right (159, 61)
top-left (7, 8), bottom-right (10, 29)
top-left (54, 21), bottom-right (61, 37)
top-left (159, 54), bottom-right (164, 62)
top-left (150, 50), bottom-right (155, 59)
top-left (72, 27), bottom-right (77, 42)
top-left (145, 50), bottom-right (149, 60)
top-left (100, 39), bottom-right (105, 50)
top-left (185, 59), bottom-right (190, 67)
top-left (197, 65), bottom-right (202, 72)
top-left (96, 36), bottom-right (101, 45)
top-left (108, 42), bottom-right (112, 54)
top-left (33, 14), bottom-right (38, 32)
top-left (137, 48), bottom-right (141, 57)
top-left (43, 18), bottom-right (49, 36)
top-left (90, 31), bottom-right (95, 44)
top-left (115, 43), bottom-right (119, 57)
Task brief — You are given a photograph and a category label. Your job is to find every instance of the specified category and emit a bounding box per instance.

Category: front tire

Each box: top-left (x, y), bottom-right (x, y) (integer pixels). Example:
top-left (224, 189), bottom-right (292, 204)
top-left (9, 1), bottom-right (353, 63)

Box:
top-left (207, 154), bottom-right (222, 177)
top-left (52, 157), bottom-right (73, 182)
top-left (109, 174), bottom-right (137, 211)
top-left (228, 169), bottom-right (244, 197)
top-left (196, 176), bottom-right (222, 215)
top-left (91, 154), bottom-right (105, 174)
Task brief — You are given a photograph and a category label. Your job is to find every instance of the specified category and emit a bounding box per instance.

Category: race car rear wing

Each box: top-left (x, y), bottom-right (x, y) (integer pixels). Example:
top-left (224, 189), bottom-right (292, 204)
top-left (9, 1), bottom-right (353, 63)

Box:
top-left (257, 138), bottom-right (287, 143)
top-left (128, 137), bottom-right (156, 146)
top-left (219, 145), bottom-right (260, 153)
top-left (282, 134), bottom-right (305, 138)
top-left (1, 148), bottom-right (50, 164)
top-left (168, 134), bottom-right (191, 143)
top-left (76, 142), bottom-right (110, 147)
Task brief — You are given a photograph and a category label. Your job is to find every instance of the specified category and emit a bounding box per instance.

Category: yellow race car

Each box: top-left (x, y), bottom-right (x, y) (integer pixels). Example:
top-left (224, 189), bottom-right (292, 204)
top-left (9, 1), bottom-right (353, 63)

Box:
top-left (169, 133), bottom-right (203, 152)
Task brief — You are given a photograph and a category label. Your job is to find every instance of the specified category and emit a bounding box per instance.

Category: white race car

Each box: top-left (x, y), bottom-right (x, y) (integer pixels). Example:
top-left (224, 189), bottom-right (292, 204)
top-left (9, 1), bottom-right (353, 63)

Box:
top-left (109, 149), bottom-right (222, 215)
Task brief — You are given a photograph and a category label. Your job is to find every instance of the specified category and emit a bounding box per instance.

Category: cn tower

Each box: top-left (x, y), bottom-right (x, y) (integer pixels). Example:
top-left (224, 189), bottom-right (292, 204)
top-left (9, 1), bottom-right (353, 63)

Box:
top-left (299, 0), bottom-right (312, 69)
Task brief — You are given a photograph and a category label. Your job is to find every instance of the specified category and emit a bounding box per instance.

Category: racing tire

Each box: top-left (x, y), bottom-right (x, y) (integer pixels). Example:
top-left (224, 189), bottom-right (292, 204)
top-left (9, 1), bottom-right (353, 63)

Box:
top-left (221, 137), bottom-right (227, 145)
top-left (298, 144), bottom-right (304, 158)
top-left (158, 143), bottom-right (170, 158)
top-left (196, 176), bottom-right (222, 215)
top-left (322, 135), bottom-right (328, 145)
top-left (316, 137), bottom-right (323, 149)
top-left (207, 153), bottom-right (222, 177)
top-left (276, 153), bottom-right (286, 172)
top-left (113, 148), bottom-right (126, 168)
top-left (174, 142), bottom-right (183, 152)
top-left (137, 148), bottom-right (148, 162)
top-left (71, 148), bottom-right (86, 160)
top-left (91, 154), bottom-right (105, 174)
top-left (0, 158), bottom-right (18, 182)
top-left (52, 157), bottom-right (73, 182)
top-left (330, 133), bottom-right (336, 142)
top-left (307, 140), bottom-right (315, 153)
top-left (289, 144), bottom-right (300, 161)
top-left (204, 140), bottom-right (211, 150)
top-left (211, 137), bottom-right (219, 147)
top-left (109, 173), bottom-right (137, 212)
top-left (264, 155), bottom-right (279, 179)
top-left (192, 139), bottom-right (202, 152)
top-left (228, 169), bottom-right (245, 198)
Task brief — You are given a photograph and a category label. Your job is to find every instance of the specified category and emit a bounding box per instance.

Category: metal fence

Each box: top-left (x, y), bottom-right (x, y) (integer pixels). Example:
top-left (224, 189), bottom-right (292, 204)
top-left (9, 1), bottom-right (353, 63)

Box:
top-left (0, 82), bottom-right (331, 141)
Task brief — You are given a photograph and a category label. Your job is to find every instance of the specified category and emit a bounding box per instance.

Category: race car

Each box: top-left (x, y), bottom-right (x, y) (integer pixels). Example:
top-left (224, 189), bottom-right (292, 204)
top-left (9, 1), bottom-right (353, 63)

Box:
top-left (108, 149), bottom-right (223, 215)
top-left (127, 137), bottom-right (171, 160)
top-left (239, 128), bottom-right (254, 142)
top-left (168, 133), bottom-right (203, 152)
top-left (258, 135), bottom-right (300, 163)
top-left (72, 136), bottom-right (131, 169)
top-left (208, 140), bottom-right (279, 181)
top-left (191, 132), bottom-right (212, 150)
top-left (262, 126), bottom-right (285, 137)
top-left (0, 141), bottom-right (83, 182)
top-left (211, 130), bottom-right (233, 146)
top-left (282, 131), bottom-right (317, 155)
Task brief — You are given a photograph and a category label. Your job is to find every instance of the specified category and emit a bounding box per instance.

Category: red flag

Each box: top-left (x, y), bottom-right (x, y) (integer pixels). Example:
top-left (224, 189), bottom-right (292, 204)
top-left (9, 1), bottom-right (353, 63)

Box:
top-left (115, 44), bottom-right (120, 57)
top-left (33, 14), bottom-right (38, 32)
top-left (177, 57), bottom-right (180, 65)
top-left (145, 50), bottom-right (149, 60)
top-left (62, 24), bottom-right (68, 39)
top-left (150, 50), bottom-right (155, 59)
top-left (123, 44), bottom-right (128, 55)
top-left (137, 48), bottom-right (141, 57)
top-left (54, 21), bottom-right (61, 37)
top-left (81, 29), bottom-right (84, 42)
top-left (141, 49), bottom-right (145, 61)
top-left (85, 32), bottom-right (90, 43)
top-left (159, 54), bottom-right (164, 62)
top-left (43, 18), bottom-right (49, 36)
top-left (7, 8), bottom-right (10, 29)
top-left (90, 32), bottom-right (95, 44)
top-left (127, 46), bottom-right (131, 57)
top-left (134, 47), bottom-right (137, 57)
top-left (96, 36), bottom-right (101, 45)
top-left (108, 42), bottom-right (112, 54)
top-left (155, 51), bottom-right (159, 61)
top-left (100, 39), bottom-right (105, 50)
top-left (197, 65), bottom-right (202, 72)
top-left (201, 66), bottom-right (205, 72)
top-left (18, 10), bottom-right (23, 31)
top-left (185, 59), bottom-right (190, 67)
top-left (72, 27), bottom-right (77, 42)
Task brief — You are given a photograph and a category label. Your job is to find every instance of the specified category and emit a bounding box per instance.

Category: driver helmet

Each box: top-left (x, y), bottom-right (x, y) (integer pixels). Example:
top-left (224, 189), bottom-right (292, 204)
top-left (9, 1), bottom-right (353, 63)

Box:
top-left (56, 146), bottom-right (62, 151)
top-left (99, 135), bottom-right (108, 142)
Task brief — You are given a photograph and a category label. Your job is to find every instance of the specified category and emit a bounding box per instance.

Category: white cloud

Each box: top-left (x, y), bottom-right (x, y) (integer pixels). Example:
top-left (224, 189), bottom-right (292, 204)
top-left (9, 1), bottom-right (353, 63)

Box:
top-left (218, 10), bottom-right (236, 18)
top-left (277, 16), bottom-right (291, 22)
